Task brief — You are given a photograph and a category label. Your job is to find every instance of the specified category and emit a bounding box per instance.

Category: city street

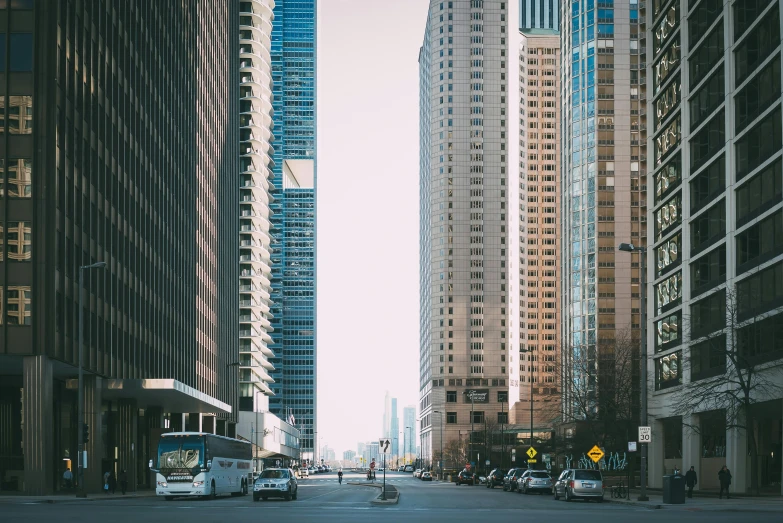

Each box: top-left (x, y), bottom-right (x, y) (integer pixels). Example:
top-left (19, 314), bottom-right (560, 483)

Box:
top-left (2, 471), bottom-right (780, 523)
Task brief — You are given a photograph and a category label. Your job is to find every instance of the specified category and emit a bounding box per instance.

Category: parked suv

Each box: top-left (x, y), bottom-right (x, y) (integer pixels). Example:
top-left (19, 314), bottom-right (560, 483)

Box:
top-left (553, 469), bottom-right (604, 502)
top-left (455, 469), bottom-right (477, 486)
top-left (503, 468), bottom-right (525, 492)
top-left (519, 470), bottom-right (553, 494)
top-left (485, 468), bottom-right (505, 489)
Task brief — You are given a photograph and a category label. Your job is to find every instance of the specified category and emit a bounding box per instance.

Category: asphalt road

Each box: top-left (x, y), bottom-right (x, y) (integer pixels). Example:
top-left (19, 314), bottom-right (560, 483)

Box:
top-left (2, 471), bottom-right (780, 523)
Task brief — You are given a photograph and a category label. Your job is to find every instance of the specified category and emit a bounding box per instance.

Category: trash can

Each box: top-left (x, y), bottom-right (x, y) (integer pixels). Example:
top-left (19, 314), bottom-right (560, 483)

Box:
top-left (662, 475), bottom-right (685, 504)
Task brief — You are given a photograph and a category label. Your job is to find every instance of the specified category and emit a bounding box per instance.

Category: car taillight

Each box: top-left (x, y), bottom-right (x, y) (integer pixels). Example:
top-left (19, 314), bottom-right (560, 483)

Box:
top-left (569, 480), bottom-right (574, 488)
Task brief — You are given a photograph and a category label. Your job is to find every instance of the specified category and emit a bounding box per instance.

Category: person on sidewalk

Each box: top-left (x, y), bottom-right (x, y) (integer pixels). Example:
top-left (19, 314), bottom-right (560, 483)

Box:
top-left (103, 471), bottom-right (110, 494)
top-left (119, 469), bottom-right (128, 495)
top-left (718, 465), bottom-right (732, 499)
top-left (62, 468), bottom-right (73, 490)
top-left (108, 470), bottom-right (117, 494)
top-left (684, 466), bottom-right (697, 498)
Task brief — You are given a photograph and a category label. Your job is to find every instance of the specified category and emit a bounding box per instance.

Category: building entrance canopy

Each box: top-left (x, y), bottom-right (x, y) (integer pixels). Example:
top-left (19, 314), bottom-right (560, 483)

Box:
top-left (66, 378), bottom-right (232, 414)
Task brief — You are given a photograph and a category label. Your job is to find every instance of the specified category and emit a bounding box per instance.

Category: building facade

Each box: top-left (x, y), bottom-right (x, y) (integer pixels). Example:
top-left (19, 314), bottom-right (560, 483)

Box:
top-left (0, 0), bottom-right (240, 494)
top-left (418, 0), bottom-right (516, 469)
top-left (403, 405), bottom-right (416, 460)
top-left (512, 29), bottom-right (561, 433)
top-left (559, 0), bottom-right (648, 422)
top-left (267, 0), bottom-right (317, 462)
top-left (646, 0), bottom-right (783, 494)
top-left (519, 0), bottom-right (558, 31)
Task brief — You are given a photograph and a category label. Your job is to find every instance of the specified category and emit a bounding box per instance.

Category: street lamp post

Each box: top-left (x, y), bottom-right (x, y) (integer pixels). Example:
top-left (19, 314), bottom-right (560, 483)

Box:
top-left (77, 261), bottom-right (107, 497)
top-left (618, 242), bottom-right (648, 502)
top-left (500, 399), bottom-right (505, 471)
top-left (462, 391), bottom-right (475, 470)
top-left (519, 347), bottom-right (535, 469)
top-left (405, 425), bottom-right (412, 467)
top-left (433, 410), bottom-right (444, 479)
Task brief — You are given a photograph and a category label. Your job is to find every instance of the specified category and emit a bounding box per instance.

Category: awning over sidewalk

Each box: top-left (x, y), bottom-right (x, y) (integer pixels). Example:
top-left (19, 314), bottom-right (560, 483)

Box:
top-left (66, 378), bottom-right (232, 414)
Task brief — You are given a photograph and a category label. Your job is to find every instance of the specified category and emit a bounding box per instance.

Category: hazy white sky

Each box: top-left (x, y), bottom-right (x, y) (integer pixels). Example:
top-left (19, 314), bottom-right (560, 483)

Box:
top-left (316, 0), bottom-right (429, 456)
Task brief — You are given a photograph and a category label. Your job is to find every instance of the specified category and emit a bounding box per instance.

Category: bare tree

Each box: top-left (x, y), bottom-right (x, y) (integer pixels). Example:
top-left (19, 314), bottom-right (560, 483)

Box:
top-left (675, 285), bottom-right (783, 494)
top-left (442, 437), bottom-right (469, 471)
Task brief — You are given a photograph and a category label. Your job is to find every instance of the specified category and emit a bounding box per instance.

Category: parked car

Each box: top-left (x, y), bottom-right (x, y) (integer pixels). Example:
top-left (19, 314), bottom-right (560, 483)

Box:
top-left (421, 471), bottom-right (433, 481)
top-left (455, 469), bottom-right (477, 486)
top-left (485, 468), bottom-right (505, 489)
top-left (503, 468), bottom-right (525, 492)
top-left (553, 469), bottom-right (604, 502)
top-left (253, 468), bottom-right (298, 501)
top-left (404, 465), bottom-right (415, 472)
top-left (413, 468), bottom-right (422, 478)
top-left (519, 470), bottom-right (553, 494)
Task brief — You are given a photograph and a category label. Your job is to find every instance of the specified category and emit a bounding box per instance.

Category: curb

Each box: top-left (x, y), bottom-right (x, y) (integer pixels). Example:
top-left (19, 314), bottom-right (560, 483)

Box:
top-left (0, 493), bottom-right (157, 505)
top-left (607, 498), bottom-right (662, 510)
top-left (371, 492), bottom-right (400, 505)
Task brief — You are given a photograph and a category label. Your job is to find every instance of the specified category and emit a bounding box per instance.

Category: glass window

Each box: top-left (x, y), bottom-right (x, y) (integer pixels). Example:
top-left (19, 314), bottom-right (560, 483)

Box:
top-left (737, 261), bottom-right (783, 320)
top-left (690, 199), bottom-right (725, 255)
top-left (655, 78), bottom-right (680, 131)
top-left (736, 211), bottom-right (783, 271)
top-left (0, 159), bottom-right (4, 196)
top-left (689, 2), bottom-right (722, 49)
top-left (654, 3), bottom-right (679, 55)
top-left (655, 193), bottom-right (681, 241)
top-left (8, 96), bottom-right (33, 135)
top-left (690, 109), bottom-right (725, 171)
top-left (0, 96), bottom-right (5, 132)
top-left (736, 159), bottom-right (782, 226)
top-left (9, 34), bottom-right (33, 72)
top-left (691, 289), bottom-right (726, 339)
top-left (0, 34), bottom-right (5, 72)
top-left (735, 6), bottom-right (780, 83)
top-left (735, 0), bottom-right (775, 39)
top-left (6, 285), bottom-right (31, 325)
top-left (690, 244), bottom-right (726, 297)
top-left (471, 411), bottom-right (484, 424)
top-left (8, 159), bottom-right (31, 198)
top-left (690, 155), bottom-right (725, 214)
top-left (691, 335), bottom-right (726, 381)
top-left (655, 351), bottom-right (681, 390)
top-left (498, 411), bottom-right (508, 424)
top-left (656, 233), bottom-right (681, 277)
top-left (497, 391), bottom-right (508, 402)
top-left (654, 41), bottom-right (680, 94)
top-left (446, 391), bottom-right (457, 402)
top-left (655, 154), bottom-right (681, 204)
top-left (655, 271), bottom-right (682, 314)
top-left (655, 311), bottom-right (681, 351)
top-left (737, 311), bottom-right (783, 364)
top-left (735, 107), bottom-right (782, 179)
top-left (690, 66), bottom-right (724, 129)
top-left (690, 23), bottom-right (724, 90)
top-left (655, 115), bottom-right (681, 166)
top-left (446, 412), bottom-right (457, 423)
top-left (7, 221), bottom-right (31, 260)
top-left (735, 57), bottom-right (780, 133)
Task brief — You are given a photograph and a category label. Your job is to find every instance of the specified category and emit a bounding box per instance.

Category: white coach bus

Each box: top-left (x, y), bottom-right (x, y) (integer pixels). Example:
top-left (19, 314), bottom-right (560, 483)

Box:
top-left (150, 432), bottom-right (252, 500)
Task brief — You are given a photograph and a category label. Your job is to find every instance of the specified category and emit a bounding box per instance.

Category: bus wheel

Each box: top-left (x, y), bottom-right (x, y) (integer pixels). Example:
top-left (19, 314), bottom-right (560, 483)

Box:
top-left (209, 481), bottom-right (216, 500)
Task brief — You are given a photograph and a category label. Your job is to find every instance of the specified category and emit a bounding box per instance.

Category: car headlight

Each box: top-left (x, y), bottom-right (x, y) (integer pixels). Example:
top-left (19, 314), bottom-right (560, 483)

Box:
top-left (157, 481), bottom-right (168, 488)
top-left (193, 481), bottom-right (204, 487)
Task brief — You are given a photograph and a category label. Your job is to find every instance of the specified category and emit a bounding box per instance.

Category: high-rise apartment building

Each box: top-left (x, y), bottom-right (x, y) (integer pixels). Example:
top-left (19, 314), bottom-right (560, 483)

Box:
top-left (418, 0), bottom-right (515, 468)
top-left (513, 29), bottom-right (561, 428)
top-left (403, 406), bottom-right (416, 458)
top-left (645, 0), bottom-right (783, 494)
top-left (560, 0), bottom-right (647, 420)
top-left (0, 0), bottom-right (240, 495)
top-left (519, 0), bottom-right (558, 30)
top-left (239, 0), bottom-right (277, 411)
top-left (391, 397), bottom-right (400, 456)
top-left (267, 0), bottom-right (317, 462)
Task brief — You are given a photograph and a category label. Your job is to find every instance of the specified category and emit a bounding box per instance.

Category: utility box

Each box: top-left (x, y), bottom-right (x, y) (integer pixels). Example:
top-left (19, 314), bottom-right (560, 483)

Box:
top-left (662, 475), bottom-right (685, 504)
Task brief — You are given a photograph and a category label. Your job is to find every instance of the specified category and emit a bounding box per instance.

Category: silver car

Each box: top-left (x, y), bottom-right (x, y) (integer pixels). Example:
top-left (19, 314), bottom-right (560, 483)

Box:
top-left (553, 469), bottom-right (603, 502)
top-left (519, 470), bottom-right (553, 494)
top-left (253, 468), bottom-right (298, 501)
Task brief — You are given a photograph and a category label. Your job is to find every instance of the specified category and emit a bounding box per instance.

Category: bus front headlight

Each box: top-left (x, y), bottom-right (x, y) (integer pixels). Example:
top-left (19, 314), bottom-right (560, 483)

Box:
top-left (193, 481), bottom-right (204, 487)
top-left (157, 481), bottom-right (168, 488)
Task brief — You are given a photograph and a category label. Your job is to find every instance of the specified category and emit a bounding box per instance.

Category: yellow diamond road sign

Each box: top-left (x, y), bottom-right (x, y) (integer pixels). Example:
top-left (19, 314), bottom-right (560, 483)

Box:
top-left (588, 445), bottom-right (604, 463)
top-left (526, 447), bottom-right (537, 459)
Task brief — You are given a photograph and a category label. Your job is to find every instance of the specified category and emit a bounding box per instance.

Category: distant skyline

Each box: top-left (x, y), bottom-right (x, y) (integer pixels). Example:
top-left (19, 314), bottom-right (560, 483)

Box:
top-left (316, 0), bottom-right (427, 455)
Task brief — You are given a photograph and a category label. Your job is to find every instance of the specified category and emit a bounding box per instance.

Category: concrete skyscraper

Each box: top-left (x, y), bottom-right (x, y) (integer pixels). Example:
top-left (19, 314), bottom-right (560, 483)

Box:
top-left (419, 0), bottom-right (518, 468)
top-left (560, 0), bottom-right (647, 420)
top-left (267, 0), bottom-right (317, 462)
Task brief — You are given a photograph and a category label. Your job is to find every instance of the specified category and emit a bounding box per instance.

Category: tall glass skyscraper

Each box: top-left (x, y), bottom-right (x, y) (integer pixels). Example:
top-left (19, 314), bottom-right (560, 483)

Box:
top-left (560, 1), bottom-right (647, 418)
top-left (519, 0), bottom-right (558, 30)
top-left (268, 0), bottom-right (317, 462)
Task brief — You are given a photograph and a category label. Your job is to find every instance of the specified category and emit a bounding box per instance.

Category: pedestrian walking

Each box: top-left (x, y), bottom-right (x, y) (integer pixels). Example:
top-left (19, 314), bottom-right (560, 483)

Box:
top-left (119, 469), bottom-right (128, 495)
top-left (718, 465), bottom-right (732, 499)
top-left (62, 468), bottom-right (73, 490)
top-left (103, 471), bottom-right (110, 493)
top-left (684, 466), bottom-right (697, 498)
top-left (108, 470), bottom-right (117, 494)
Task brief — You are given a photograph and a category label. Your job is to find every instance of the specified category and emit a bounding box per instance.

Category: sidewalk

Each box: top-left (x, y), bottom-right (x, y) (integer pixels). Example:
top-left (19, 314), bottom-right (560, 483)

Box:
top-left (0, 489), bottom-right (157, 504)
top-left (609, 490), bottom-right (783, 512)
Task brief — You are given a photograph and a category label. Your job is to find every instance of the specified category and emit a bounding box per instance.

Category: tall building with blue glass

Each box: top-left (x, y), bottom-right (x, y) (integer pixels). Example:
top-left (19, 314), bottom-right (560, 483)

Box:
top-left (268, 0), bottom-right (317, 462)
top-left (560, 0), bottom-right (647, 419)
top-left (520, 0), bottom-right (558, 30)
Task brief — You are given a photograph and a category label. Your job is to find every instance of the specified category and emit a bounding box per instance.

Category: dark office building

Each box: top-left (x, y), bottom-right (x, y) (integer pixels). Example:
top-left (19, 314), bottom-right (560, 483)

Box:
top-left (0, 0), bottom-right (240, 495)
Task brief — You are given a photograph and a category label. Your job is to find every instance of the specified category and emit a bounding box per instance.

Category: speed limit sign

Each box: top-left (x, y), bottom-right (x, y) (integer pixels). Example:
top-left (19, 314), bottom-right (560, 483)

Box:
top-left (638, 426), bottom-right (652, 443)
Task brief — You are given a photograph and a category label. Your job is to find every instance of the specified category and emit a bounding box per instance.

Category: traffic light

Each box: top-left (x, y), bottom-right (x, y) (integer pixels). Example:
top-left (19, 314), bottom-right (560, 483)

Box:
top-left (82, 423), bottom-right (90, 443)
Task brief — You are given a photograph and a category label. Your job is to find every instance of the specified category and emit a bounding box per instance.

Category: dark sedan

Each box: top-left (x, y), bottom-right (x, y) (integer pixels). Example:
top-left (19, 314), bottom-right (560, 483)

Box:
top-left (455, 469), bottom-right (478, 486)
top-left (485, 468), bottom-right (505, 489)
top-left (503, 468), bottom-right (525, 492)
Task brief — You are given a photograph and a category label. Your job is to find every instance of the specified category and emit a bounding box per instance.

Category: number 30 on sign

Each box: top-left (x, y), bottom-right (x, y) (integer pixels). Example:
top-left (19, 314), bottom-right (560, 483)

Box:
top-left (638, 426), bottom-right (652, 443)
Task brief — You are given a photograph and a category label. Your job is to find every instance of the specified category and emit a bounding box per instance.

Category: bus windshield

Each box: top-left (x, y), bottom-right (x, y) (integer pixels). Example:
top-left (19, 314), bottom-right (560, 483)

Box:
top-left (158, 436), bottom-right (205, 469)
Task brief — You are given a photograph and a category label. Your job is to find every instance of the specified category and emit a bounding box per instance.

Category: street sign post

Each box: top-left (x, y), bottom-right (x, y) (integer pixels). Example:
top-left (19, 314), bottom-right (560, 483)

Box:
top-left (638, 426), bottom-right (652, 443)
top-left (588, 445), bottom-right (604, 464)
top-left (379, 438), bottom-right (391, 500)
